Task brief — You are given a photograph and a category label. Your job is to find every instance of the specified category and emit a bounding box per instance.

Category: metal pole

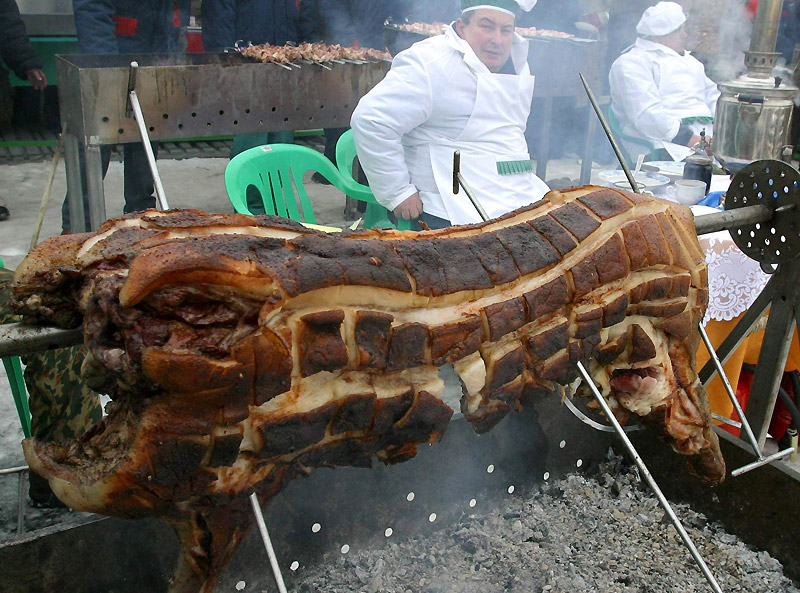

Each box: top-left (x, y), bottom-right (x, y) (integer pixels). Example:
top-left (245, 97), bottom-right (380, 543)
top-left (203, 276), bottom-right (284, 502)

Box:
top-left (579, 73), bottom-right (637, 192)
top-left (16, 468), bottom-right (26, 534)
top-left (698, 324), bottom-right (795, 474)
top-left (698, 324), bottom-right (762, 453)
top-left (85, 143), bottom-right (107, 231)
top-left (249, 492), bottom-right (288, 593)
top-left (452, 151), bottom-right (490, 222)
top-left (692, 205), bottom-right (772, 236)
top-left (64, 133), bottom-right (87, 233)
top-left (0, 323), bottom-right (83, 358)
top-left (128, 89), bottom-right (169, 211)
top-left (576, 362), bottom-right (724, 593)
top-left (745, 259), bottom-right (800, 448)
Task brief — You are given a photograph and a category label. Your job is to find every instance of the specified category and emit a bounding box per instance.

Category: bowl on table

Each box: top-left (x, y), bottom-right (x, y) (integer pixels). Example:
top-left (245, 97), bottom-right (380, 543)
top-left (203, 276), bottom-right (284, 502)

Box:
top-left (640, 160), bottom-right (686, 181)
top-left (597, 170), bottom-right (670, 197)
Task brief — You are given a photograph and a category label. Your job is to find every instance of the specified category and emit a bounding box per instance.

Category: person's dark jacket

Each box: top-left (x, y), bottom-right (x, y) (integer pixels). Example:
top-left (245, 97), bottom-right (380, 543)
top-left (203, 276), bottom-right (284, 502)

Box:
top-left (72, 0), bottom-right (189, 54)
top-left (201, 0), bottom-right (317, 52)
top-left (317, 0), bottom-right (406, 49)
top-left (1, 0), bottom-right (42, 81)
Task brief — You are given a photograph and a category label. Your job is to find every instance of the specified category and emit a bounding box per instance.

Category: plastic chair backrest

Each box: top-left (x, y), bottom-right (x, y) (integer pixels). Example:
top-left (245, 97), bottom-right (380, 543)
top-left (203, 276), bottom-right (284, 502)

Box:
top-left (608, 106), bottom-right (658, 165)
top-left (225, 143), bottom-right (378, 224)
top-left (0, 256), bottom-right (31, 438)
top-left (335, 130), bottom-right (415, 231)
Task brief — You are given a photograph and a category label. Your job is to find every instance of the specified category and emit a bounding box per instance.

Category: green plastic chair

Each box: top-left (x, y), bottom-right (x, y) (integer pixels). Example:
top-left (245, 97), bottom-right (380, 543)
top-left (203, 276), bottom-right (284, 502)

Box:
top-left (0, 257), bottom-right (31, 438)
top-left (335, 130), bottom-right (415, 231)
top-left (608, 107), bottom-right (659, 165)
top-left (225, 143), bottom-right (398, 230)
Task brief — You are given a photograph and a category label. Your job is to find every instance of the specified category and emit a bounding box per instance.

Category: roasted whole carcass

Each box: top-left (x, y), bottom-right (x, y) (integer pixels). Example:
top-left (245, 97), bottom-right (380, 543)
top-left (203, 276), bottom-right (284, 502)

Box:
top-left (11, 186), bottom-right (724, 593)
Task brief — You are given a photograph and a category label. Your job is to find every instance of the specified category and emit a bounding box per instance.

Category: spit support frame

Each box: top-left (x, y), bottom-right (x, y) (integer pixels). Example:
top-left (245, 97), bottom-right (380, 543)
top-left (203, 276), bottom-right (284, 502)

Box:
top-left (55, 52), bottom-right (391, 233)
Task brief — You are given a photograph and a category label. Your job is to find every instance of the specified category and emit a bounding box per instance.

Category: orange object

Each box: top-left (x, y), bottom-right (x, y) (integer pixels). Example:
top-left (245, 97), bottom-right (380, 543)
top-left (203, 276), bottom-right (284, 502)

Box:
top-left (698, 313), bottom-right (800, 437)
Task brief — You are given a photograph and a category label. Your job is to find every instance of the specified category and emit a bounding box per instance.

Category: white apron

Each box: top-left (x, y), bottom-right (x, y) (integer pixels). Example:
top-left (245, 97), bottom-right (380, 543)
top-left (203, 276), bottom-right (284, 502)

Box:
top-left (428, 67), bottom-right (550, 225)
top-left (653, 56), bottom-right (714, 162)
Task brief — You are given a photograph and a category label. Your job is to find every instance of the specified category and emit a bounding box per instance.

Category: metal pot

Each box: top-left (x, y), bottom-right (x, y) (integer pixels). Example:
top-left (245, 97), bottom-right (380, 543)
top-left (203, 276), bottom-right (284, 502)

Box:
top-left (713, 75), bottom-right (795, 173)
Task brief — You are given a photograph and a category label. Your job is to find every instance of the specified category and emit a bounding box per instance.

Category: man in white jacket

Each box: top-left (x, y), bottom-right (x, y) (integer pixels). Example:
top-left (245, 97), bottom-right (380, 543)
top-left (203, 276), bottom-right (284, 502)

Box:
top-left (609, 1), bottom-right (720, 162)
top-left (350, 0), bottom-right (549, 228)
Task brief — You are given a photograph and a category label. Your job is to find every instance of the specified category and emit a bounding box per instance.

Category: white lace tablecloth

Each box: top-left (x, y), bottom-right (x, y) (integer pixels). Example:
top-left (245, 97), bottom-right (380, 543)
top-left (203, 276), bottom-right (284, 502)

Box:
top-left (692, 206), bottom-right (770, 324)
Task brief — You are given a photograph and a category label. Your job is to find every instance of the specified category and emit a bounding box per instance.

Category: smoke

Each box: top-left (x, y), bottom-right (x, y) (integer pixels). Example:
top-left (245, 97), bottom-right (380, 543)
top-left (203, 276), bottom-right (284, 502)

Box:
top-left (706, 0), bottom-right (752, 81)
top-left (400, 0), bottom-right (461, 24)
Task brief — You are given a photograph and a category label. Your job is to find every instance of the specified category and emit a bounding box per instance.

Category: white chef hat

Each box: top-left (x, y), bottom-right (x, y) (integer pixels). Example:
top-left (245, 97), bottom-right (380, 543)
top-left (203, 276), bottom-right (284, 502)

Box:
top-left (636, 2), bottom-right (686, 37)
top-left (461, 0), bottom-right (537, 17)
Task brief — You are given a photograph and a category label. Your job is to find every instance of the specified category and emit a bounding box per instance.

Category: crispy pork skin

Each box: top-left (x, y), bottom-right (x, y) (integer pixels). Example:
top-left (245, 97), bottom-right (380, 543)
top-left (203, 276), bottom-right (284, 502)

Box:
top-left (12, 187), bottom-right (724, 593)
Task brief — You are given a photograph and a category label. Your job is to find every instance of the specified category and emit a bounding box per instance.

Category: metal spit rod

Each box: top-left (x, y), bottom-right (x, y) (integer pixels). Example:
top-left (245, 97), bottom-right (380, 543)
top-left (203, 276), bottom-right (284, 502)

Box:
top-left (698, 324), bottom-right (794, 476)
top-left (579, 73), bottom-right (637, 192)
top-left (127, 62), bottom-right (169, 211)
top-left (0, 466), bottom-right (28, 534)
top-left (576, 362), bottom-right (724, 593)
top-left (0, 323), bottom-right (81, 358)
top-left (452, 151), bottom-right (490, 221)
top-left (249, 492), bottom-right (289, 593)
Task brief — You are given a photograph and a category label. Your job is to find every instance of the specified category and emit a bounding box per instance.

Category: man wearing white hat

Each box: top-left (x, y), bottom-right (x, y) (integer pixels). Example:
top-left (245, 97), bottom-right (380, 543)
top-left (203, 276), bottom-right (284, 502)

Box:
top-left (608, 1), bottom-right (720, 162)
top-left (350, 0), bottom-right (549, 228)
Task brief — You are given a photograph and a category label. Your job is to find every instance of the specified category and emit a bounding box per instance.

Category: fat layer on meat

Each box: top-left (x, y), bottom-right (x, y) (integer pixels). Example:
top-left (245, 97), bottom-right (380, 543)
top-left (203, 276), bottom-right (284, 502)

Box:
top-left (11, 186), bottom-right (723, 593)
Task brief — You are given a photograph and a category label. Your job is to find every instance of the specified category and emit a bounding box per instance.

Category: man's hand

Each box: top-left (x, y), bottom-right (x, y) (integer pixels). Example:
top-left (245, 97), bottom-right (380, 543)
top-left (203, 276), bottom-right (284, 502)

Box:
top-left (393, 192), bottom-right (423, 220)
top-left (25, 69), bottom-right (47, 91)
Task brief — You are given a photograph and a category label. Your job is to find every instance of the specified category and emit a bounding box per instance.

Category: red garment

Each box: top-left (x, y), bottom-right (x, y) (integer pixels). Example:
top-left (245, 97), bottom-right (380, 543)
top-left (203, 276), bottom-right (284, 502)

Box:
top-left (112, 14), bottom-right (137, 36)
top-left (745, 0), bottom-right (790, 17)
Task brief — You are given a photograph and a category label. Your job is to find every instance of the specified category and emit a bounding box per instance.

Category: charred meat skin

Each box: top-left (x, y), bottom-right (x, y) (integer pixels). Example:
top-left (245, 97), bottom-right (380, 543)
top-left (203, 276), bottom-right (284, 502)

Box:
top-left (12, 187), bottom-right (724, 593)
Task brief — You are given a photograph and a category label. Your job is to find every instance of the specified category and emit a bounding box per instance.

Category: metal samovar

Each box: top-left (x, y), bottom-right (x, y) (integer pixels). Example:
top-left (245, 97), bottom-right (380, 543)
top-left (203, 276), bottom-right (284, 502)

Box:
top-left (714, 0), bottom-right (798, 172)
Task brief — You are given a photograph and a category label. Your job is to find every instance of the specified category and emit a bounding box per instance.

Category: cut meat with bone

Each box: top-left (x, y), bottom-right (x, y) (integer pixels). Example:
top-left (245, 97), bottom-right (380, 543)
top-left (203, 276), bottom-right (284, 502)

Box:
top-left (11, 187), bottom-right (724, 593)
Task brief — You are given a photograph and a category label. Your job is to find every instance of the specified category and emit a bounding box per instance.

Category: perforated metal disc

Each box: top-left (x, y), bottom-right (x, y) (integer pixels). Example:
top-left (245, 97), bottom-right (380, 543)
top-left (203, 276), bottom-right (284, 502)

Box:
top-left (725, 160), bottom-right (800, 264)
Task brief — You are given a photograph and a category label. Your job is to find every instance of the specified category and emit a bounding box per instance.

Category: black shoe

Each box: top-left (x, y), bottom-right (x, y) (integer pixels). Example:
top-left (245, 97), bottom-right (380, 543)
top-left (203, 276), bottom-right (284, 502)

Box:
top-left (0, 205), bottom-right (9, 221)
top-left (312, 172), bottom-right (332, 185)
top-left (29, 471), bottom-right (66, 509)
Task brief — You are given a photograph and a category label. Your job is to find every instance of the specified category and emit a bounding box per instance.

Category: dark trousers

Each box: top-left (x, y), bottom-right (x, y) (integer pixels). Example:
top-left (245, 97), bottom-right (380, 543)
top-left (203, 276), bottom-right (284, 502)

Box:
top-left (61, 142), bottom-right (159, 231)
top-left (419, 211), bottom-right (451, 230)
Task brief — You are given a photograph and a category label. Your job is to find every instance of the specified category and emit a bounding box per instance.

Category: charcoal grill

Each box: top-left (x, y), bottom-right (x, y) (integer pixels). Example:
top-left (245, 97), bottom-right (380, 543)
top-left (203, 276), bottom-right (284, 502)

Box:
top-left (56, 51), bottom-right (391, 232)
top-left (3, 17), bottom-right (800, 589)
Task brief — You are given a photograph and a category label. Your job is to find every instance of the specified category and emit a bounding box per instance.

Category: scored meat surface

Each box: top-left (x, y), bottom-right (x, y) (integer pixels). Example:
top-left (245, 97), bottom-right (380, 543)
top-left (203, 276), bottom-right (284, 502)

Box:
top-left (11, 186), bottom-right (724, 593)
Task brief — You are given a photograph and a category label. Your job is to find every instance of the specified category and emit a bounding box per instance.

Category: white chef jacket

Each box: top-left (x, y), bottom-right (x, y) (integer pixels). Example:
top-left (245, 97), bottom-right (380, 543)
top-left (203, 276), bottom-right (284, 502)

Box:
top-left (609, 38), bottom-right (720, 161)
top-left (350, 24), bottom-right (544, 221)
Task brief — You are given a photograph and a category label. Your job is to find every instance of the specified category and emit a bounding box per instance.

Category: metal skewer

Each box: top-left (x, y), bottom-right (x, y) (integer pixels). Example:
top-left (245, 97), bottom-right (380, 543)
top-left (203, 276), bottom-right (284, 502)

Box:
top-left (0, 323), bottom-right (82, 358)
top-left (250, 492), bottom-right (288, 593)
top-left (579, 73), bottom-right (638, 192)
top-left (452, 151), bottom-right (490, 221)
top-left (698, 324), bottom-right (794, 476)
top-left (0, 466), bottom-right (28, 534)
top-left (126, 62), bottom-right (169, 211)
top-left (576, 362), bottom-right (724, 593)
